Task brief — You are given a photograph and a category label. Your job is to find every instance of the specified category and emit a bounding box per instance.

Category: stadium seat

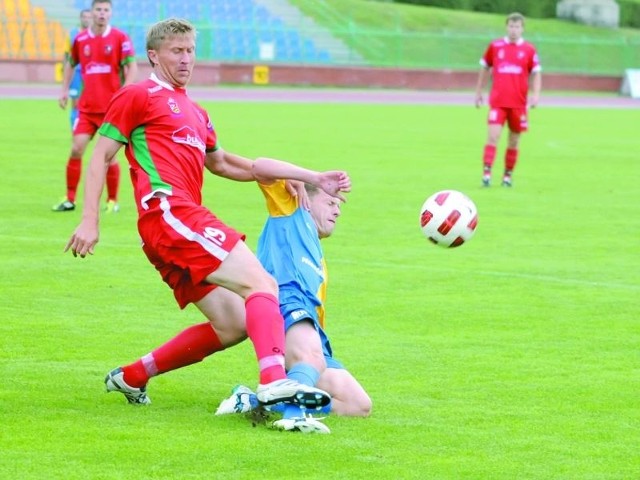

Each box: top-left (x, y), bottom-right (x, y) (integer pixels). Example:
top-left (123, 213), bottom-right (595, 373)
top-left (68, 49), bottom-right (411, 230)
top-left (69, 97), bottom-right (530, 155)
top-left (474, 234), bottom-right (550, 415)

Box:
top-left (0, 0), bottom-right (68, 59)
top-left (3, 0), bottom-right (18, 21)
top-left (316, 50), bottom-right (332, 63)
top-left (51, 22), bottom-right (68, 57)
top-left (0, 23), bottom-right (8, 57)
top-left (0, 0), bottom-right (336, 64)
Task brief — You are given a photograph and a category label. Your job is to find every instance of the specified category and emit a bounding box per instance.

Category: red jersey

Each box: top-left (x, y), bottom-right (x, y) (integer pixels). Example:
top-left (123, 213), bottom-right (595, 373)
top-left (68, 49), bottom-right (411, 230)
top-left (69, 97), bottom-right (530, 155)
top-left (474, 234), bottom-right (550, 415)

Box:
top-left (480, 37), bottom-right (540, 108)
top-left (98, 74), bottom-right (218, 213)
top-left (70, 25), bottom-right (135, 114)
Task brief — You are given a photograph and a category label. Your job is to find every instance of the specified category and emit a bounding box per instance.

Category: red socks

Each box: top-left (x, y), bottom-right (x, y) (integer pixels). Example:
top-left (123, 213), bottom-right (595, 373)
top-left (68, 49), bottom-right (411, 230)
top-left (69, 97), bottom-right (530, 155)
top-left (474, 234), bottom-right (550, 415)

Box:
top-left (120, 293), bottom-right (288, 388)
top-left (106, 161), bottom-right (120, 202)
top-left (122, 322), bottom-right (224, 388)
top-left (64, 158), bottom-right (119, 204)
top-left (245, 292), bottom-right (287, 385)
top-left (66, 157), bottom-right (82, 202)
top-left (505, 148), bottom-right (518, 171)
top-left (482, 144), bottom-right (496, 169)
top-left (484, 146), bottom-right (518, 173)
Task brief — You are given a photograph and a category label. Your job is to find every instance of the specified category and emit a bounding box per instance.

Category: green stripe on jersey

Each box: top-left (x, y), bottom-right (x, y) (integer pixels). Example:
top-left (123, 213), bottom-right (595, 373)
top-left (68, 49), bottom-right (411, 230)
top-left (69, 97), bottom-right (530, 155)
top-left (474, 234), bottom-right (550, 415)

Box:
top-left (130, 126), bottom-right (172, 193)
top-left (99, 122), bottom-right (128, 143)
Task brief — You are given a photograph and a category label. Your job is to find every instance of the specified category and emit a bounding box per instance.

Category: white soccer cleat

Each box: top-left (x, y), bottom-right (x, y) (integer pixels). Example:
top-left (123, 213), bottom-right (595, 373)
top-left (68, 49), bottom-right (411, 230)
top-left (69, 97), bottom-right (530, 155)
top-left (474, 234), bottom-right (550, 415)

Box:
top-left (272, 415), bottom-right (331, 434)
top-left (215, 385), bottom-right (258, 415)
top-left (256, 379), bottom-right (331, 409)
top-left (52, 197), bottom-right (75, 212)
top-left (104, 367), bottom-right (151, 405)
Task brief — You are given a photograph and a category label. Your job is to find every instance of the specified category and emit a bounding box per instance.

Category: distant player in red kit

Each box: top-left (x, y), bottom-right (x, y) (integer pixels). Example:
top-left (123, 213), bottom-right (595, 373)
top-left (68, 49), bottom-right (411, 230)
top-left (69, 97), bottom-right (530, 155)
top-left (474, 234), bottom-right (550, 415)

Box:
top-left (474, 12), bottom-right (541, 187)
top-left (54, 0), bottom-right (137, 212)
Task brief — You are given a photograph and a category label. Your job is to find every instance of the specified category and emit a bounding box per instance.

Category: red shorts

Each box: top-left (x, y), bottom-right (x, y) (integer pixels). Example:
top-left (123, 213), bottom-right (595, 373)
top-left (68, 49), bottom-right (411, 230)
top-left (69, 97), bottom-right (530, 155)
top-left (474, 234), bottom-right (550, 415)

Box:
top-left (487, 107), bottom-right (528, 133)
top-left (138, 196), bottom-right (246, 309)
top-left (73, 111), bottom-right (105, 137)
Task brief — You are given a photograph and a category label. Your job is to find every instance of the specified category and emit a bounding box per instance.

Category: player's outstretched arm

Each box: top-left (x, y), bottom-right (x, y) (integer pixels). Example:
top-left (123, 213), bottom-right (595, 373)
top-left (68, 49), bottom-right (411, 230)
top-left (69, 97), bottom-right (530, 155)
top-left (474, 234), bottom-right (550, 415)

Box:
top-left (252, 157), bottom-right (351, 202)
top-left (65, 136), bottom-right (122, 258)
top-left (204, 149), bottom-right (255, 181)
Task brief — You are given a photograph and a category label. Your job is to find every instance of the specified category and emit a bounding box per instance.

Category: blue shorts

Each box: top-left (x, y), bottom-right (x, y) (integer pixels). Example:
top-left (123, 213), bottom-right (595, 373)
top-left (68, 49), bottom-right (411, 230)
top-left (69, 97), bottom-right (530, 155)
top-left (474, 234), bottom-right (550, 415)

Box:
top-left (281, 295), bottom-right (344, 370)
top-left (69, 67), bottom-right (82, 99)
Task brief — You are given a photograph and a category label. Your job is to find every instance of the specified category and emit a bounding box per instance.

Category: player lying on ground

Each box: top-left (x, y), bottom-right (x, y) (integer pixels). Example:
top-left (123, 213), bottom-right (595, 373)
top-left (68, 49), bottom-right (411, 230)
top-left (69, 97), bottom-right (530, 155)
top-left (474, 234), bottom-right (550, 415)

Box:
top-left (215, 175), bottom-right (372, 434)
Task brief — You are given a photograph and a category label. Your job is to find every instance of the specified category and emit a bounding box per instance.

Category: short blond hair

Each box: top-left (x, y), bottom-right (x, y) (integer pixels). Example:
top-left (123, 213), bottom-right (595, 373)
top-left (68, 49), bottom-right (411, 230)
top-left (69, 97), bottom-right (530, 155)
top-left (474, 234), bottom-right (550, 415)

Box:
top-left (506, 12), bottom-right (525, 25)
top-left (304, 183), bottom-right (320, 196)
top-left (146, 18), bottom-right (196, 66)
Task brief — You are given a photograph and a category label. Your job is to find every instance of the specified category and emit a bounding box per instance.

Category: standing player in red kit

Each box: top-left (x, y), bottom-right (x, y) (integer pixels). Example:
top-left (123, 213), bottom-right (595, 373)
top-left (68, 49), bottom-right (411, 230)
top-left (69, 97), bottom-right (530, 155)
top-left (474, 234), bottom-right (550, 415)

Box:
top-left (64, 18), bottom-right (351, 411)
top-left (54, 0), bottom-right (137, 212)
top-left (474, 12), bottom-right (541, 187)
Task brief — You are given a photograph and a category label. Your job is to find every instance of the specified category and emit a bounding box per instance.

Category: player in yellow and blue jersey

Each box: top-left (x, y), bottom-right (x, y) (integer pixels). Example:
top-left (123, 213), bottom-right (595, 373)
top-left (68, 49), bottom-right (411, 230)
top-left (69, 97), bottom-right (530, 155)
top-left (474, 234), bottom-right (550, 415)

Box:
top-left (214, 174), bottom-right (372, 433)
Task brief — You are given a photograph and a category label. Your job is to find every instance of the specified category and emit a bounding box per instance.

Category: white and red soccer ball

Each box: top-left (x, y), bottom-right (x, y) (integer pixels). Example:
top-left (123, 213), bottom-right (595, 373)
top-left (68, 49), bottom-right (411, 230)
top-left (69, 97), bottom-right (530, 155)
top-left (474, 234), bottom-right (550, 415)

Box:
top-left (419, 190), bottom-right (478, 248)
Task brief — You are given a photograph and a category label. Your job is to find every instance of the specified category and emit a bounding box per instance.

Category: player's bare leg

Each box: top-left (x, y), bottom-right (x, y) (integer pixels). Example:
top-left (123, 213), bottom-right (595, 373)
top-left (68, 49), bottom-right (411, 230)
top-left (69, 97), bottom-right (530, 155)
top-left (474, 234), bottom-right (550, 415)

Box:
top-left (105, 288), bottom-right (247, 405)
top-left (316, 368), bottom-right (372, 417)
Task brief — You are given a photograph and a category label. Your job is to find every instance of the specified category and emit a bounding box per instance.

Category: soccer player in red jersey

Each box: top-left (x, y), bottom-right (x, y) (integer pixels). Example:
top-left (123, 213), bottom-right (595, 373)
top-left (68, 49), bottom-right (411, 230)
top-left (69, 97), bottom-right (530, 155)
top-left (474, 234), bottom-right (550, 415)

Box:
top-left (65, 18), bottom-right (351, 412)
top-left (95, 178), bottom-right (372, 434)
top-left (54, 0), bottom-right (137, 212)
top-left (474, 12), bottom-right (542, 187)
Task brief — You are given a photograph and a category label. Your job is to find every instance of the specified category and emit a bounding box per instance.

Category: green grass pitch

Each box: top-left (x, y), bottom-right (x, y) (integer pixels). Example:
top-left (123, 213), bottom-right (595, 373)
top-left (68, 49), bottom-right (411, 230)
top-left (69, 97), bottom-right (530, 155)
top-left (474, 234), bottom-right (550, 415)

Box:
top-left (0, 95), bottom-right (638, 479)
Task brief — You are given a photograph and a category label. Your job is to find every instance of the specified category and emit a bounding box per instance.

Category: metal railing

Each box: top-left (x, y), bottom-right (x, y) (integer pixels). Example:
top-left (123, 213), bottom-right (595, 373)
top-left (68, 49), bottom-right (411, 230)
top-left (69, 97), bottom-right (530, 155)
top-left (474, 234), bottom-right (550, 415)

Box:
top-left (2, 17), bottom-right (639, 76)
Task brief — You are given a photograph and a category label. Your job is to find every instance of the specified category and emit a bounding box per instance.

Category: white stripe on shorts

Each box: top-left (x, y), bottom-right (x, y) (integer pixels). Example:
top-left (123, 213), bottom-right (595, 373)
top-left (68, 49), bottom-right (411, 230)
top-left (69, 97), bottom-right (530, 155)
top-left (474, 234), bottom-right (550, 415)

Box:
top-left (159, 196), bottom-right (229, 262)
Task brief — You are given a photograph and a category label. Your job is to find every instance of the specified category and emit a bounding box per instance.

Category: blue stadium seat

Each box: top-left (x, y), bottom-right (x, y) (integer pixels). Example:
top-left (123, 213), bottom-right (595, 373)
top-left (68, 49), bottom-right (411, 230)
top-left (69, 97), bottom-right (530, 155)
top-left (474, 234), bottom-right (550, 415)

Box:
top-left (79, 0), bottom-right (337, 65)
top-left (316, 50), bottom-right (332, 63)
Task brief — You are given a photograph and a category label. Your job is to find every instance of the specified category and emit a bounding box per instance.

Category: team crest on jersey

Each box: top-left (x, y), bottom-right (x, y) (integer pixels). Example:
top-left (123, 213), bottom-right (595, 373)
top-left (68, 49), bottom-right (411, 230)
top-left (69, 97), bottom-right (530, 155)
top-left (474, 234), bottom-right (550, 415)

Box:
top-left (83, 44), bottom-right (91, 56)
top-left (518, 50), bottom-right (524, 58)
top-left (105, 44), bottom-right (112, 54)
top-left (167, 97), bottom-right (181, 115)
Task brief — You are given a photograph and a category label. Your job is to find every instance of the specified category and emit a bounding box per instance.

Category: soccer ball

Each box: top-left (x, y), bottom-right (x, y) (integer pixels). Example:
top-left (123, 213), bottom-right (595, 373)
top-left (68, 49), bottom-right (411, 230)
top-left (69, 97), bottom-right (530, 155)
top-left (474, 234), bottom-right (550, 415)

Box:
top-left (419, 190), bottom-right (478, 248)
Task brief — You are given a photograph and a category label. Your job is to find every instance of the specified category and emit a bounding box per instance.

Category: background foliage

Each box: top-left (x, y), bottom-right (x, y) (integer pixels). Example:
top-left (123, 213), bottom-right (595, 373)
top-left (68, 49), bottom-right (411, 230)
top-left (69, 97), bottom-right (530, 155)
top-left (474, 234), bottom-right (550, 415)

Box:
top-left (290, 0), bottom-right (640, 74)
top-left (386, 0), bottom-right (640, 28)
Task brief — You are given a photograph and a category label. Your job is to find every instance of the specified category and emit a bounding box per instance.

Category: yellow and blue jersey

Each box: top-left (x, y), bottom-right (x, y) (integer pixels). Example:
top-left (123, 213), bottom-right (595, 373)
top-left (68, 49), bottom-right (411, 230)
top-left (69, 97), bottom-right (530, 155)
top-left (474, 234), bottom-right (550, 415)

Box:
top-left (256, 180), bottom-right (342, 368)
top-left (256, 180), bottom-right (327, 328)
